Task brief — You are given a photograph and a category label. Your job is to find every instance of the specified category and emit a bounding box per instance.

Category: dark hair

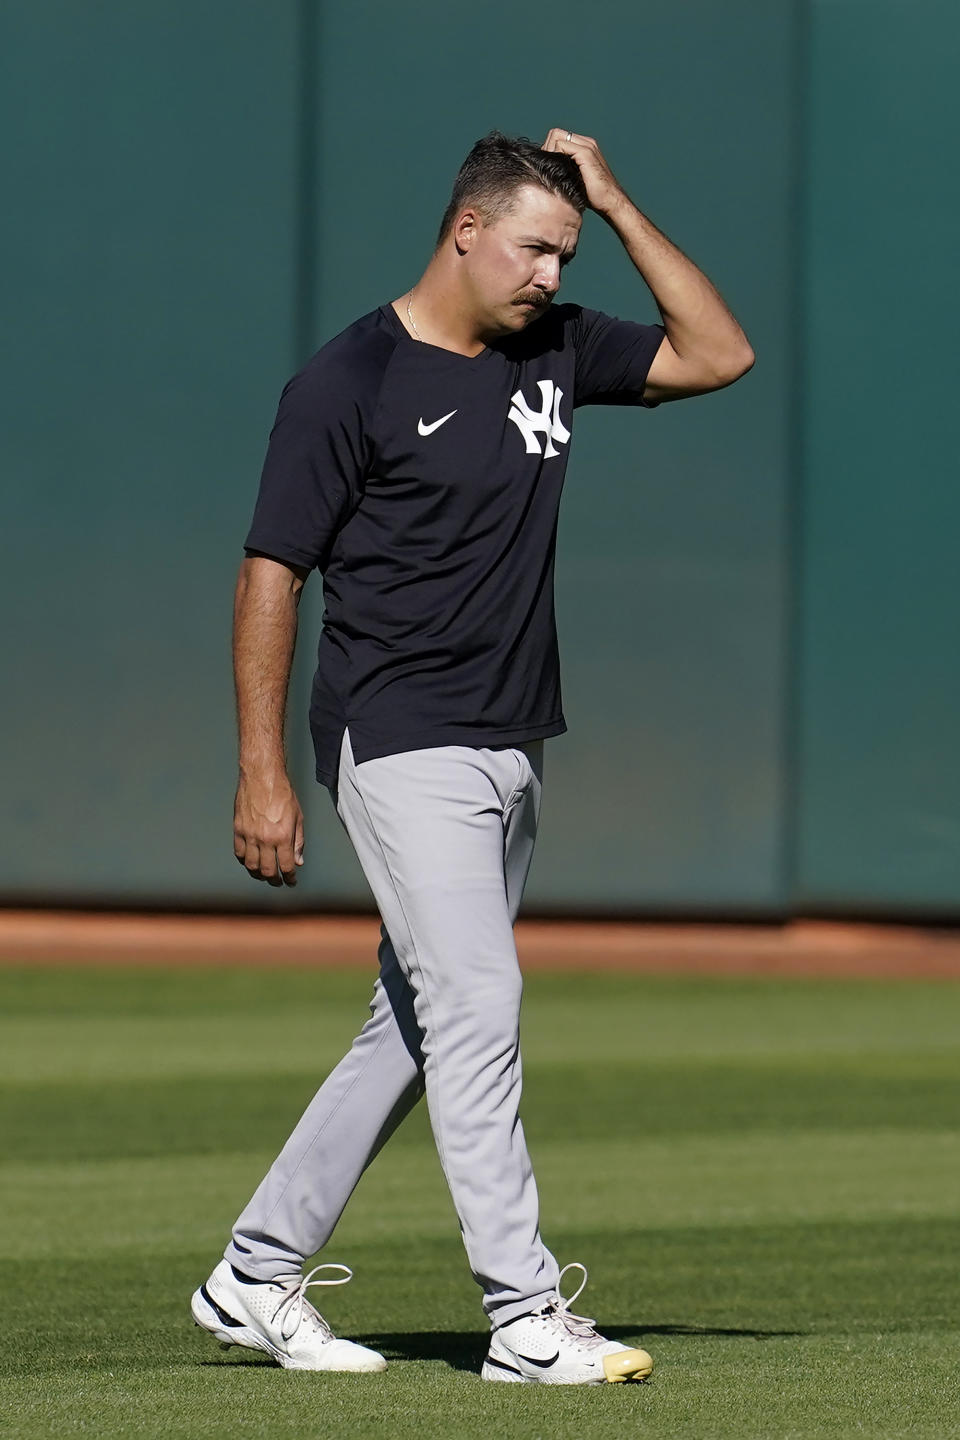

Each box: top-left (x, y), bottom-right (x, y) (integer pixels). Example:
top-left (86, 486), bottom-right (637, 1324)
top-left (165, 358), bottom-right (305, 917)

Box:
top-left (436, 131), bottom-right (588, 248)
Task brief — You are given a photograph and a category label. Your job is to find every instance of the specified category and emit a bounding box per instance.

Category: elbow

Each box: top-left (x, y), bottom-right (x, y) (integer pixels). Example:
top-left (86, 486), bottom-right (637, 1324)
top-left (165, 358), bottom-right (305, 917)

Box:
top-left (705, 341), bottom-right (755, 391)
top-left (723, 339), bottom-right (755, 386)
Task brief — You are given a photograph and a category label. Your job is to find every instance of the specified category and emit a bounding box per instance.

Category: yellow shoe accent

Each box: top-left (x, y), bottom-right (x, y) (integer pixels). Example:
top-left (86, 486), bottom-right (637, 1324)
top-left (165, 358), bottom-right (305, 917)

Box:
top-left (603, 1347), bottom-right (654, 1383)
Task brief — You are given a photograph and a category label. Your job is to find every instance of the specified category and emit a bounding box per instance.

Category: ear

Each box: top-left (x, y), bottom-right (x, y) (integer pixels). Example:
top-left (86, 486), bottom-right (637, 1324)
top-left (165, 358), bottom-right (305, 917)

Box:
top-left (453, 209), bottom-right (481, 255)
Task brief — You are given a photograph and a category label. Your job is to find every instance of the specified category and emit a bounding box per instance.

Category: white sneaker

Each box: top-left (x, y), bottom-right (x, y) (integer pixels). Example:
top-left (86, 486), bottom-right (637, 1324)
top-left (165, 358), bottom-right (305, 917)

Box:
top-left (482, 1263), bottom-right (653, 1385)
top-left (191, 1259), bottom-right (387, 1373)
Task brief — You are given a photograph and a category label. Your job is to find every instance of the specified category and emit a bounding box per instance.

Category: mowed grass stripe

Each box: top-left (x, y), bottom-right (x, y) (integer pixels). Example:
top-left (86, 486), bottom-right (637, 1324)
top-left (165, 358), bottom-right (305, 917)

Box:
top-left (5, 1335), bottom-right (955, 1440)
top-left (3, 1129), bottom-right (958, 1261)
top-left (4, 1060), bottom-right (960, 1162)
top-left (3, 970), bottom-right (960, 1079)
top-left (6, 1222), bottom-right (958, 1374)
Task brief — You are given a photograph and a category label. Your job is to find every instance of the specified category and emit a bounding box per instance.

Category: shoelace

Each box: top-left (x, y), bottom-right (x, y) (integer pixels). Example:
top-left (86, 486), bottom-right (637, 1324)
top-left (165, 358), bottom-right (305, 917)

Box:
top-left (537, 1262), bottom-right (603, 1342)
top-left (271, 1263), bottom-right (353, 1342)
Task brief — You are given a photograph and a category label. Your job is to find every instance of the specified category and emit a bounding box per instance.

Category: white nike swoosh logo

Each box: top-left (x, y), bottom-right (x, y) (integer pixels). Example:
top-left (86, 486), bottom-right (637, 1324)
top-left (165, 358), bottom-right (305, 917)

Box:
top-left (418, 410), bottom-right (457, 436)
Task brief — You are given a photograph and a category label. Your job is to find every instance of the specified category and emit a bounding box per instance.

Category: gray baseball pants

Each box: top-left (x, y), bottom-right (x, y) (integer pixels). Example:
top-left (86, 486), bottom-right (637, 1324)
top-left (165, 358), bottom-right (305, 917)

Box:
top-left (225, 728), bottom-right (561, 1323)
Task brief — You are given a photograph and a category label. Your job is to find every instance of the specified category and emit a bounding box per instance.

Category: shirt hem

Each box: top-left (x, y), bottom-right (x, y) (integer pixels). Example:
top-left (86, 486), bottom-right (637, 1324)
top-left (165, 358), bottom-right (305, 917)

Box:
top-left (314, 716), bottom-right (567, 787)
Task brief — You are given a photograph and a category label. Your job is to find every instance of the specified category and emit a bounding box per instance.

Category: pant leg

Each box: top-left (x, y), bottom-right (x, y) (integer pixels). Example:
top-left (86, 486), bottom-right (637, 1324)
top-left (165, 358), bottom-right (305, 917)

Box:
top-left (336, 731), bottom-right (559, 1323)
top-left (502, 740), bottom-right (542, 924)
top-left (226, 925), bottom-right (425, 1278)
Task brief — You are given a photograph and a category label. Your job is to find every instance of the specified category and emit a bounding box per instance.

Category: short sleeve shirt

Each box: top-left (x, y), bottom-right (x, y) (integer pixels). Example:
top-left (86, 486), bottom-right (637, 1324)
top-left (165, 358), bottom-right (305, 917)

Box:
top-left (244, 301), bottom-right (664, 786)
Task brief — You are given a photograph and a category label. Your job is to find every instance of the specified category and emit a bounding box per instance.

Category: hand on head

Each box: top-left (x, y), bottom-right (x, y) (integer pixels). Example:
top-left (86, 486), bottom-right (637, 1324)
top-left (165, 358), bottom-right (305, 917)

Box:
top-left (541, 129), bottom-right (627, 219)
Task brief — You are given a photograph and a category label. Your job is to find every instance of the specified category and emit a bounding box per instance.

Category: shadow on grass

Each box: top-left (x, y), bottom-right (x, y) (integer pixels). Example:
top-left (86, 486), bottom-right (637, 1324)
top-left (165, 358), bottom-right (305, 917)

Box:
top-left (198, 1323), bottom-right (805, 1375)
top-left (358, 1323), bottom-right (805, 1374)
top-left (196, 1334), bottom-right (486, 1374)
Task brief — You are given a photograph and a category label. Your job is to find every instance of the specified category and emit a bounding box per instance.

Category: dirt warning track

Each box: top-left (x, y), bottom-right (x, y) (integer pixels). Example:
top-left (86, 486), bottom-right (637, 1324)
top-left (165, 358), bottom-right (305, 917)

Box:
top-left (1, 910), bottom-right (960, 978)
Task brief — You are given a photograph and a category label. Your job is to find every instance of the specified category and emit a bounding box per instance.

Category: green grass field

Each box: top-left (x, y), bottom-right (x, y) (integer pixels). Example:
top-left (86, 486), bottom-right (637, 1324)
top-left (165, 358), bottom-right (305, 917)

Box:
top-left (2, 963), bottom-right (959, 1439)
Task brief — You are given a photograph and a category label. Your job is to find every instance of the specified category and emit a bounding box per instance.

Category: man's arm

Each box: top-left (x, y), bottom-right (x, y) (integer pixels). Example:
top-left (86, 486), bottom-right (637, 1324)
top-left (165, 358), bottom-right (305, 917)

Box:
top-left (233, 554), bottom-right (309, 886)
top-left (544, 128), bottom-right (755, 401)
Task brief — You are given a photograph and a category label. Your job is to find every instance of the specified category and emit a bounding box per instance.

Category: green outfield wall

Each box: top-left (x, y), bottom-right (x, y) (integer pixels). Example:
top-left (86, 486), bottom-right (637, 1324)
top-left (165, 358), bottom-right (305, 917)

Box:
top-left (1, 1), bottom-right (957, 915)
top-left (796, 0), bottom-right (960, 913)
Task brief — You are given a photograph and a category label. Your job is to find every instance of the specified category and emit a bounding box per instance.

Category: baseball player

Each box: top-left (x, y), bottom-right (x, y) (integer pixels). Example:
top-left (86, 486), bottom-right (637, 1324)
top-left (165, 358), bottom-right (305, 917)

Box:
top-left (191, 129), bottom-right (753, 1384)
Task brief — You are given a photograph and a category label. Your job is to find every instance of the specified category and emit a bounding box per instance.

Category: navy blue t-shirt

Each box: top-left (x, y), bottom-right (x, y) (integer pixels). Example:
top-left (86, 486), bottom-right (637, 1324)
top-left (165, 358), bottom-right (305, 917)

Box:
top-left (244, 301), bottom-right (664, 786)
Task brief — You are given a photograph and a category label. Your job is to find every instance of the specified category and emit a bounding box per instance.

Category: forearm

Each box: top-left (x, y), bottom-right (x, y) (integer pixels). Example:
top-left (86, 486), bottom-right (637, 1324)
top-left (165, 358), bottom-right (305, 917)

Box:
top-left (233, 558), bottom-right (302, 776)
top-left (603, 197), bottom-right (753, 382)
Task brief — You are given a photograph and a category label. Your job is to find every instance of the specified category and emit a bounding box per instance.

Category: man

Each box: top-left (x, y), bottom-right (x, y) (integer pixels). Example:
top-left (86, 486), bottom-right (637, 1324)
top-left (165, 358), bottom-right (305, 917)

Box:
top-left (191, 129), bottom-right (753, 1384)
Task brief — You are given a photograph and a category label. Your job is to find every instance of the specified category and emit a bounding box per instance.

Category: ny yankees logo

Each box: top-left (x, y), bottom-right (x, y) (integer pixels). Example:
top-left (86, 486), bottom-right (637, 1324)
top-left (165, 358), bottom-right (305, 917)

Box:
top-left (507, 381), bottom-right (570, 458)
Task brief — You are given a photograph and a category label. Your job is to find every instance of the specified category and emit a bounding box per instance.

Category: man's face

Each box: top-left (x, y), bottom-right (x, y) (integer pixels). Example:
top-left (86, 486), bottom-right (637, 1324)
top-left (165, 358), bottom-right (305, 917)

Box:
top-left (459, 184), bottom-right (582, 337)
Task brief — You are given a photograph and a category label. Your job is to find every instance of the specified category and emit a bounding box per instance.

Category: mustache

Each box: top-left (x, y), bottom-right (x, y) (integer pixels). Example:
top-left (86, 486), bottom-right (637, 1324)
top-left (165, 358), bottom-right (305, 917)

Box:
top-left (512, 291), bottom-right (552, 310)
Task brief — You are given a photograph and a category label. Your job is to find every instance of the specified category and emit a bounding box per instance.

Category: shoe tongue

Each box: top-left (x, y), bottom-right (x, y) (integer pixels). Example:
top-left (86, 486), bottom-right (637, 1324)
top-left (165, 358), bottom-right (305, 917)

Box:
top-left (550, 1302), bottom-right (599, 1340)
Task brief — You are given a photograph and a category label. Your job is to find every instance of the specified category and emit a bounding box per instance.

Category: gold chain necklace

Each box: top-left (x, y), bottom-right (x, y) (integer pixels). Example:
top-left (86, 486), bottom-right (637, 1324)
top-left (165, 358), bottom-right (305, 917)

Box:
top-left (405, 292), bottom-right (423, 342)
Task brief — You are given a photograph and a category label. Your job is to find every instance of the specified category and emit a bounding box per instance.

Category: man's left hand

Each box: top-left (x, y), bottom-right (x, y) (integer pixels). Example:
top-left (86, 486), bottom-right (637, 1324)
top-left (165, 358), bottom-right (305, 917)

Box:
top-left (542, 129), bottom-right (629, 219)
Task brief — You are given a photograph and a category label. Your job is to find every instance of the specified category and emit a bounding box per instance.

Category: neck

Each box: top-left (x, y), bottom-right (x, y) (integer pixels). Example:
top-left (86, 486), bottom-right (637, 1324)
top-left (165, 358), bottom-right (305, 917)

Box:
top-left (394, 258), bottom-right (489, 358)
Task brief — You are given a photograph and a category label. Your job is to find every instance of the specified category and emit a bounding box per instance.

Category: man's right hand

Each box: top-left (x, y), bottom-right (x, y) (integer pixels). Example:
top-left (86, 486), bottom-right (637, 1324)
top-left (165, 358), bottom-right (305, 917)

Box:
top-left (233, 769), bottom-right (305, 886)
